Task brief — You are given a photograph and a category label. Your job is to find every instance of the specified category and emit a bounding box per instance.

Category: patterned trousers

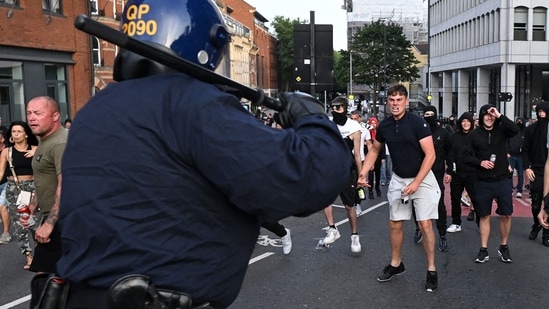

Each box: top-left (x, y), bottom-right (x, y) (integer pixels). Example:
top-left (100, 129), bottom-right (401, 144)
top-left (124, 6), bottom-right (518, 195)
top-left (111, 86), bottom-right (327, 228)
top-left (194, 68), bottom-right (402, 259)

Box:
top-left (6, 179), bottom-right (38, 255)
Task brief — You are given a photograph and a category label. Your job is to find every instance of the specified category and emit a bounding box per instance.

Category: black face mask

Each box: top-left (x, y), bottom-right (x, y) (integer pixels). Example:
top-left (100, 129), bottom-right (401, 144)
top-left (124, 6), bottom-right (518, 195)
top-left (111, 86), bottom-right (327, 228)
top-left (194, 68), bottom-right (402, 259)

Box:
top-left (516, 122), bottom-right (524, 129)
top-left (332, 111), bottom-right (348, 125)
top-left (424, 116), bottom-right (438, 129)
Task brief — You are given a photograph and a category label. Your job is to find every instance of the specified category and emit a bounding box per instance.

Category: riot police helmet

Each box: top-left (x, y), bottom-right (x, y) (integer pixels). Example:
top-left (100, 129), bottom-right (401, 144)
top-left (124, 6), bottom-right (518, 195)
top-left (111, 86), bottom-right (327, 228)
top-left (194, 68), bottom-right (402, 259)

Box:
top-left (113, 0), bottom-right (231, 81)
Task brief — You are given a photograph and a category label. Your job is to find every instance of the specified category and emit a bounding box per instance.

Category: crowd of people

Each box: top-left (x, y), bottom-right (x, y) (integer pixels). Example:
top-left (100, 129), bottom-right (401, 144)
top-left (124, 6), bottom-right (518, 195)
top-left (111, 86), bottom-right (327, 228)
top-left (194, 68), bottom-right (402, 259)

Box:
top-left (1, 89), bottom-right (545, 306)
top-left (313, 83), bottom-right (549, 294)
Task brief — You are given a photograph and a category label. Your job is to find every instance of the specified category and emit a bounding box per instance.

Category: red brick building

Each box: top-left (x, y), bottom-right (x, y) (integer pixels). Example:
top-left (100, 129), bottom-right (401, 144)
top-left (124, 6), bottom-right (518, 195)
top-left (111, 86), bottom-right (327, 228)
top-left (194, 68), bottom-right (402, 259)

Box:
top-left (0, 0), bottom-right (279, 121)
top-left (89, 0), bottom-right (124, 90)
top-left (224, 0), bottom-right (279, 96)
top-left (0, 0), bottom-right (93, 122)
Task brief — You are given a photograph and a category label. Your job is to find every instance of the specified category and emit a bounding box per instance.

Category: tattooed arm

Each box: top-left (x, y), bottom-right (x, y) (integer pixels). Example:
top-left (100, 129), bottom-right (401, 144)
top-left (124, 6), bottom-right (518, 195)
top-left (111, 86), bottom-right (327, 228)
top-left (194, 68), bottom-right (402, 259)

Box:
top-left (34, 173), bottom-right (62, 243)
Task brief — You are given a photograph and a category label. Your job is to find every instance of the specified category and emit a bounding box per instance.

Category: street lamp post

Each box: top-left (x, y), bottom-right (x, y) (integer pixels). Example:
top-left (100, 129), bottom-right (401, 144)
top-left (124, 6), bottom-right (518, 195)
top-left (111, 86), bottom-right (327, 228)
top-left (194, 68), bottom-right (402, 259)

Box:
top-left (383, 20), bottom-right (387, 106)
top-left (378, 10), bottom-right (394, 118)
top-left (349, 51), bottom-right (353, 97)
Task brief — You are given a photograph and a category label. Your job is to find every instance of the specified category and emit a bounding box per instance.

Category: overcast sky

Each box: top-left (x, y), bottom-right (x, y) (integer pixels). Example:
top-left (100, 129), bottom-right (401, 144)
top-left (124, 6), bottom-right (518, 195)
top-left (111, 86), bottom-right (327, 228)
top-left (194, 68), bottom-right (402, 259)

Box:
top-left (244, 0), bottom-right (348, 50)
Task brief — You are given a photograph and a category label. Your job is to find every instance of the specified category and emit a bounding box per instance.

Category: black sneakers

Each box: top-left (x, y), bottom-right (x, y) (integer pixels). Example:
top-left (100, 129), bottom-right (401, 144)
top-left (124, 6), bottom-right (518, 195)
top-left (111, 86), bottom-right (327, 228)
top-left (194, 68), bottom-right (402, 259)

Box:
top-left (425, 271), bottom-right (438, 292)
top-left (475, 248), bottom-right (489, 263)
top-left (498, 245), bottom-right (512, 263)
top-left (529, 224), bottom-right (542, 240)
top-left (438, 235), bottom-right (448, 252)
top-left (466, 210), bottom-right (475, 221)
top-left (377, 262), bottom-right (405, 282)
top-left (378, 262), bottom-right (437, 292)
top-left (413, 227), bottom-right (423, 244)
top-left (543, 229), bottom-right (549, 247)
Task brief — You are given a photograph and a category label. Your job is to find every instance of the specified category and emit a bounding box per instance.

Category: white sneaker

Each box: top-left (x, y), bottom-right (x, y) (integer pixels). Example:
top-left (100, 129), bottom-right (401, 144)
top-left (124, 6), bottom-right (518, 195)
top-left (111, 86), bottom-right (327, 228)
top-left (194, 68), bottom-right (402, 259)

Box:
top-left (460, 195), bottom-right (471, 207)
top-left (351, 234), bottom-right (361, 253)
top-left (323, 227), bottom-right (341, 245)
top-left (355, 204), bottom-right (362, 215)
top-left (0, 232), bottom-right (11, 244)
top-left (516, 192), bottom-right (522, 198)
top-left (281, 228), bottom-right (292, 254)
top-left (446, 224), bottom-right (462, 233)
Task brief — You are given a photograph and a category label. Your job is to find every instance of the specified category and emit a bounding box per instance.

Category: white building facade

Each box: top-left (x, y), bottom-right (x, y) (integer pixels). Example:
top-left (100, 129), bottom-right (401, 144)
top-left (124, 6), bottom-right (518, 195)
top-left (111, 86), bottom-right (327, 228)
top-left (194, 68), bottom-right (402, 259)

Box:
top-left (345, 0), bottom-right (430, 115)
top-left (429, 0), bottom-right (549, 120)
top-left (348, 0), bottom-right (429, 45)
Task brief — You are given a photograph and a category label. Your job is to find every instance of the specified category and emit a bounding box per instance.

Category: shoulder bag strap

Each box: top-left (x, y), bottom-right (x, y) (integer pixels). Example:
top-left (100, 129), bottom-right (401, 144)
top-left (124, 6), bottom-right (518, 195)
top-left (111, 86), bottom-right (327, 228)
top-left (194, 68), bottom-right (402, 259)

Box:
top-left (7, 147), bottom-right (20, 189)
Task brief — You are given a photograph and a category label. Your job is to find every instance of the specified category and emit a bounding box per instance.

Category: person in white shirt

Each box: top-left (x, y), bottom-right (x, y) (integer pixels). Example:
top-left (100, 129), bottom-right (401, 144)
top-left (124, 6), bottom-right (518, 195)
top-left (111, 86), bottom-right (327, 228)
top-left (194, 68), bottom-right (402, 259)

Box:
top-left (350, 111), bottom-right (372, 215)
top-left (321, 97), bottom-right (363, 253)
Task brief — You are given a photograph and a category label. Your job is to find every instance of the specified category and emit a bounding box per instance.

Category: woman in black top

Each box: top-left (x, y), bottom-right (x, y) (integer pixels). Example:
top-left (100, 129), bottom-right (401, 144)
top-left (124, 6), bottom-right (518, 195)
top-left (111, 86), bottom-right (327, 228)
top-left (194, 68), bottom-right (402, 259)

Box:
top-left (0, 121), bottom-right (38, 269)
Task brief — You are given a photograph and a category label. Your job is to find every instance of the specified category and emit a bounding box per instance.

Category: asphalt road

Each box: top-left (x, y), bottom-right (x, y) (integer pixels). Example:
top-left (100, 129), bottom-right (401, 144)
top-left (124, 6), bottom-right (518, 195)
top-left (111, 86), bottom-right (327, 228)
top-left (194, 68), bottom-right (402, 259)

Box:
top-left (230, 185), bottom-right (549, 308)
top-left (1, 183), bottom-right (549, 308)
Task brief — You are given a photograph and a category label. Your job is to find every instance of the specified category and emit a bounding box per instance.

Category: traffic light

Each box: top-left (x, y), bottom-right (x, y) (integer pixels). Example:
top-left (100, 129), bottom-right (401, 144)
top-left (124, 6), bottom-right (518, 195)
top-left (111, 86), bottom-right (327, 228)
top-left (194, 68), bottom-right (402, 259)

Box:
top-left (497, 92), bottom-right (504, 101)
top-left (498, 92), bottom-right (513, 102)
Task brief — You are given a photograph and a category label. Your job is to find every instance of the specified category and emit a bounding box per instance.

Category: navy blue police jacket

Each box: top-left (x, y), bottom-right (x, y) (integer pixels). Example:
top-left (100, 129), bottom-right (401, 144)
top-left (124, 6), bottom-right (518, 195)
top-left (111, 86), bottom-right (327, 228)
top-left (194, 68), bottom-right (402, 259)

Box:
top-left (57, 73), bottom-right (350, 308)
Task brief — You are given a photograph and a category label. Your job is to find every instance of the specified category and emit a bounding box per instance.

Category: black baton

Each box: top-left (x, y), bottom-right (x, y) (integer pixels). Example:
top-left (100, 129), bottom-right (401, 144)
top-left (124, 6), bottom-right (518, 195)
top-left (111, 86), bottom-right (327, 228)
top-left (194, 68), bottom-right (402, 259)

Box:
top-left (74, 15), bottom-right (284, 112)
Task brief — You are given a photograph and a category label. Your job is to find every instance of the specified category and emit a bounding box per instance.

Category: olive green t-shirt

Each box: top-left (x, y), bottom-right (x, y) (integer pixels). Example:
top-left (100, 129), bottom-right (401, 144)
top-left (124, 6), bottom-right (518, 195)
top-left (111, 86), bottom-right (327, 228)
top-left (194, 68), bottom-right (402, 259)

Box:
top-left (33, 128), bottom-right (67, 214)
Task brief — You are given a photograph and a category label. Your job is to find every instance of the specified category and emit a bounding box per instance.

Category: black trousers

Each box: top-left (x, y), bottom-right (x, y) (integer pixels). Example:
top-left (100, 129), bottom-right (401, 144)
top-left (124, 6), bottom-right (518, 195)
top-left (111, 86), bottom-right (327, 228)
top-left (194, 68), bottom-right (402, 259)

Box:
top-left (529, 168), bottom-right (544, 226)
top-left (367, 157), bottom-right (382, 191)
top-left (449, 174), bottom-right (477, 225)
top-left (261, 222), bottom-right (286, 237)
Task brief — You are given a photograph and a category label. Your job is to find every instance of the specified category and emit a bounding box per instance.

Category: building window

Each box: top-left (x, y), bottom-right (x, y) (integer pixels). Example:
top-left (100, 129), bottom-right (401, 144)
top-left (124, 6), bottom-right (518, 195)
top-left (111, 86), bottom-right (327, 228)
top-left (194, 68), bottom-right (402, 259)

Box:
top-left (0, 0), bottom-right (19, 6)
top-left (90, 0), bottom-right (98, 15)
top-left (0, 61), bottom-right (23, 124)
top-left (44, 64), bottom-right (70, 120)
top-left (513, 7), bottom-right (528, 41)
top-left (533, 7), bottom-right (547, 41)
top-left (43, 0), bottom-right (61, 14)
top-left (92, 36), bottom-right (101, 66)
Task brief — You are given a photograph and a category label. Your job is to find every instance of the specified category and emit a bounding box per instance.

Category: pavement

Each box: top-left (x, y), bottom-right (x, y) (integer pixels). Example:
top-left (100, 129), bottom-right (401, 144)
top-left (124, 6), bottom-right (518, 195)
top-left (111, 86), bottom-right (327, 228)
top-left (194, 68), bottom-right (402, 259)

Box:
top-left (230, 178), bottom-right (549, 308)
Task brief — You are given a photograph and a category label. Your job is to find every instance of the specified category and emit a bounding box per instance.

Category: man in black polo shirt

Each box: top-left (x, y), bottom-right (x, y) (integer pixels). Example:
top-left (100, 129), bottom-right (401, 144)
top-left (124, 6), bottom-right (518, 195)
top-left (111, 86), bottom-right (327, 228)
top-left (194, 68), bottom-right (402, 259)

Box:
top-left (358, 84), bottom-right (440, 292)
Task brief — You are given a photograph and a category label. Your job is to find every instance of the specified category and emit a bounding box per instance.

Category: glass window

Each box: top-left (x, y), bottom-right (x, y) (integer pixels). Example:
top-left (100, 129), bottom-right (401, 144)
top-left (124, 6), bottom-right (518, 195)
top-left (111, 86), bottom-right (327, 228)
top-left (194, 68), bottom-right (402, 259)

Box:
top-left (44, 64), bottom-right (69, 120)
top-left (0, 0), bottom-right (19, 6)
top-left (533, 7), bottom-right (547, 41)
top-left (90, 0), bottom-right (98, 15)
top-left (514, 7), bottom-right (528, 41)
top-left (0, 61), bottom-right (24, 123)
top-left (43, 0), bottom-right (61, 14)
top-left (92, 36), bottom-right (101, 66)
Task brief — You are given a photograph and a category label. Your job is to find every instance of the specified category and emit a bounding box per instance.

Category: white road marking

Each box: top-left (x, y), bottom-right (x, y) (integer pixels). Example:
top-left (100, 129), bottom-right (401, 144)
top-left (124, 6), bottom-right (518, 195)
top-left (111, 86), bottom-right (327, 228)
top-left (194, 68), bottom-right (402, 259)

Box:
top-left (249, 252), bottom-right (275, 265)
top-left (323, 201), bottom-right (388, 230)
top-left (515, 198), bottom-right (529, 207)
top-left (0, 294), bottom-right (31, 309)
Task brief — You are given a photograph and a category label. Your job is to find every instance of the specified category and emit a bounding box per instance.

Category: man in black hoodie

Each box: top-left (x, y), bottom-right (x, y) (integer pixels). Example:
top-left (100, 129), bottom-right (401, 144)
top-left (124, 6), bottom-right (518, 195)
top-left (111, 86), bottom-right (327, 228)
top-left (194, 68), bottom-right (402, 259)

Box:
top-left (522, 102), bottom-right (549, 245)
top-left (413, 106), bottom-right (452, 252)
top-left (463, 104), bottom-right (519, 263)
top-left (447, 112), bottom-right (478, 233)
top-left (507, 117), bottom-right (525, 198)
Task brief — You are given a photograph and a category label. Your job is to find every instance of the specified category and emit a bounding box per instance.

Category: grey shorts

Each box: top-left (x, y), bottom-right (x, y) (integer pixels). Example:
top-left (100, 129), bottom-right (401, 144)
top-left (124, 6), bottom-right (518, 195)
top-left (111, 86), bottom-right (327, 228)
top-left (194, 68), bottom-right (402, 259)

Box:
top-left (387, 171), bottom-right (440, 221)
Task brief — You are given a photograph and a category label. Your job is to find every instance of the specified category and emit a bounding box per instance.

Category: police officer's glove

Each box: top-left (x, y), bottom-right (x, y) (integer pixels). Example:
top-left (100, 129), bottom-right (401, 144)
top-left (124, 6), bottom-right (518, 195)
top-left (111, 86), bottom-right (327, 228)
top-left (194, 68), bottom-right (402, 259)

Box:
top-left (274, 92), bottom-right (326, 128)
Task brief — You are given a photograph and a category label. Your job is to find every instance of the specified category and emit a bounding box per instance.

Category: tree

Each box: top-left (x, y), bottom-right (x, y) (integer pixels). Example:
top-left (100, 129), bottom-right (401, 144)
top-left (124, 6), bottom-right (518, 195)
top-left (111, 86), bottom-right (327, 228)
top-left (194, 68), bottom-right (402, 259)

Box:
top-left (351, 21), bottom-right (420, 117)
top-left (271, 16), bottom-right (306, 92)
top-left (332, 50), bottom-right (349, 94)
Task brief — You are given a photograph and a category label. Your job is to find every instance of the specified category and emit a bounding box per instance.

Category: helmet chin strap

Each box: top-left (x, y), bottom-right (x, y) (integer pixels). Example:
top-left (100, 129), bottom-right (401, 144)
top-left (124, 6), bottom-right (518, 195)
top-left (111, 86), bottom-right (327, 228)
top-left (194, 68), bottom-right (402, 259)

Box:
top-left (113, 47), bottom-right (177, 82)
